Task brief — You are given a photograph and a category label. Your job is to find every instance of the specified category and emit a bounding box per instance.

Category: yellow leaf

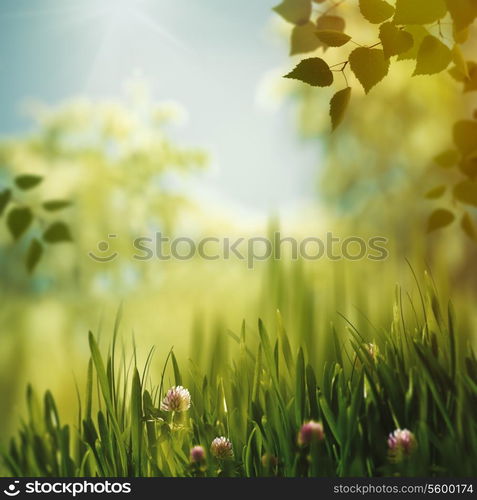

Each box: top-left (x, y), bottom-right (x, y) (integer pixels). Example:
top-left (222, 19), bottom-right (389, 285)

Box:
top-left (349, 48), bottom-right (390, 93)
top-left (461, 212), bottom-right (477, 241)
top-left (359, 0), bottom-right (394, 24)
top-left (273, 0), bottom-right (311, 25)
top-left (316, 15), bottom-right (345, 32)
top-left (425, 186), bottom-right (446, 199)
top-left (448, 65), bottom-right (467, 82)
top-left (433, 149), bottom-right (460, 168)
top-left (427, 209), bottom-right (455, 233)
top-left (330, 87), bottom-right (352, 131)
top-left (397, 25), bottom-right (429, 61)
top-left (453, 26), bottom-right (469, 43)
top-left (445, 0), bottom-right (477, 31)
top-left (394, 0), bottom-right (447, 25)
top-left (290, 22), bottom-right (321, 55)
top-left (379, 22), bottom-right (414, 58)
top-left (413, 35), bottom-right (452, 76)
top-left (448, 59), bottom-right (476, 87)
top-left (315, 15), bottom-right (346, 51)
top-left (460, 150), bottom-right (477, 177)
top-left (453, 120), bottom-right (477, 156)
top-left (452, 44), bottom-right (469, 78)
top-left (453, 180), bottom-right (477, 206)
top-left (463, 62), bottom-right (477, 92)
top-left (315, 30), bottom-right (351, 47)
top-left (284, 58), bottom-right (333, 87)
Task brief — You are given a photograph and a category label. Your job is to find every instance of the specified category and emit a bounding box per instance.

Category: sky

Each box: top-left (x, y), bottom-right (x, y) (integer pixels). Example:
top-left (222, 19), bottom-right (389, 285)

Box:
top-left (0, 0), bottom-right (319, 218)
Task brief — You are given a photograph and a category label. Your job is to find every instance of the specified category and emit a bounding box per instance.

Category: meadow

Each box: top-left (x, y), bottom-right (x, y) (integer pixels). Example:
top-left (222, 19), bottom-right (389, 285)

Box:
top-left (1, 0), bottom-right (477, 479)
top-left (1, 249), bottom-right (477, 477)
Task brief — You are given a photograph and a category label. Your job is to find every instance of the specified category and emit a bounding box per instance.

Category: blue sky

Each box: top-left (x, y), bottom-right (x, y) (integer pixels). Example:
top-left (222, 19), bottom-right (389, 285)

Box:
top-left (0, 0), bottom-right (318, 216)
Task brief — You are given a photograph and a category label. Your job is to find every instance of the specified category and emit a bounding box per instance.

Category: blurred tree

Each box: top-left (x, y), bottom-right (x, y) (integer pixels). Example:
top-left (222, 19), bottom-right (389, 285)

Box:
top-left (0, 80), bottom-right (208, 293)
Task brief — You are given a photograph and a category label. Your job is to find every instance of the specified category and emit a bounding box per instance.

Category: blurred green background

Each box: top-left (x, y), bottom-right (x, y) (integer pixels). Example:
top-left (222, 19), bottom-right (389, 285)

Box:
top-left (0, 0), bottom-right (476, 444)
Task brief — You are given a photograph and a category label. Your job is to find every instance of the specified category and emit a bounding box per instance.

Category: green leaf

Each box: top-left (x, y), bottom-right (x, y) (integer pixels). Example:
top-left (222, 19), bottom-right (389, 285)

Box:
top-left (294, 348), bottom-right (305, 427)
top-left (244, 426), bottom-right (257, 477)
top-left (14, 175), bottom-right (43, 190)
top-left (413, 35), bottom-right (452, 76)
top-left (319, 395), bottom-right (341, 445)
top-left (85, 359), bottom-right (93, 419)
top-left (425, 185), bottom-right (446, 199)
top-left (171, 351), bottom-right (182, 386)
top-left (284, 57), bottom-right (333, 87)
top-left (379, 22), bottom-right (414, 58)
top-left (42, 200), bottom-right (72, 212)
top-left (397, 25), bottom-right (429, 61)
top-left (305, 364), bottom-right (318, 417)
top-left (290, 22), bottom-right (321, 55)
top-left (7, 207), bottom-right (33, 240)
top-left (427, 209), bottom-right (455, 233)
top-left (412, 342), bottom-right (455, 434)
top-left (359, 0), bottom-right (395, 24)
top-left (276, 310), bottom-right (293, 374)
top-left (462, 212), bottom-right (477, 241)
top-left (453, 120), bottom-right (477, 156)
top-left (349, 48), bottom-right (390, 93)
top-left (273, 0), bottom-right (311, 25)
top-left (330, 87), bottom-right (352, 131)
top-left (315, 30), bottom-right (351, 47)
top-left (88, 332), bottom-right (127, 473)
top-left (394, 0), bottom-right (447, 25)
top-left (131, 368), bottom-right (143, 475)
top-left (453, 180), bottom-right (477, 206)
top-left (0, 189), bottom-right (11, 216)
top-left (433, 149), bottom-right (460, 167)
top-left (445, 0), bottom-right (477, 31)
top-left (43, 222), bottom-right (72, 243)
top-left (26, 238), bottom-right (43, 273)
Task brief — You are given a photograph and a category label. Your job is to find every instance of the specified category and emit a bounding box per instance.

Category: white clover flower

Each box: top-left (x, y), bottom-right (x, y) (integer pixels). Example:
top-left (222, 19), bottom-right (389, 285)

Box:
top-left (387, 428), bottom-right (417, 462)
top-left (190, 445), bottom-right (206, 464)
top-left (210, 436), bottom-right (234, 459)
top-left (160, 386), bottom-right (191, 412)
top-left (298, 420), bottom-right (325, 446)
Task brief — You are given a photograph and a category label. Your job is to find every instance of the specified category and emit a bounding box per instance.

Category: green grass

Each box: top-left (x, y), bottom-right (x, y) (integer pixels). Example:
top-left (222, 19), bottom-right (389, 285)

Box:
top-left (2, 269), bottom-right (477, 477)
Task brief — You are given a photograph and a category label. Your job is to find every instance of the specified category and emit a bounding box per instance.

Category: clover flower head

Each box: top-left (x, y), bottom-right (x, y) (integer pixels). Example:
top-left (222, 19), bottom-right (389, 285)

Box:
top-left (190, 445), bottom-right (206, 464)
top-left (387, 428), bottom-right (417, 462)
top-left (211, 436), bottom-right (234, 459)
top-left (298, 420), bottom-right (325, 446)
top-left (160, 385), bottom-right (191, 412)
